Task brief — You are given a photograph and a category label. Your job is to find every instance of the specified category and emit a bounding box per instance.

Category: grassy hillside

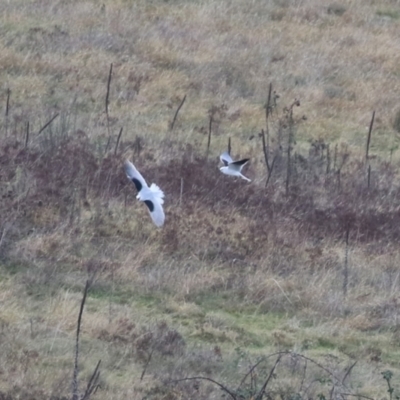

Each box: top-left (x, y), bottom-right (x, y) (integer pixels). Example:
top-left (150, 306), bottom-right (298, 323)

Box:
top-left (1, 0), bottom-right (400, 398)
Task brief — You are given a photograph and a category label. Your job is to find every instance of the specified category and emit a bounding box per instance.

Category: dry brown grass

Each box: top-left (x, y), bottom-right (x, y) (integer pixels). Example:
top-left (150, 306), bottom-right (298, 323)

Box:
top-left (1, 0), bottom-right (400, 398)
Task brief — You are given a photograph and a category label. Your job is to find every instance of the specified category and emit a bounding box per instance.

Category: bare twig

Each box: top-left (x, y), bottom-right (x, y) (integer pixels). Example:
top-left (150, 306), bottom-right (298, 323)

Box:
top-left (365, 110), bottom-right (375, 162)
top-left (326, 144), bottom-right (330, 174)
top-left (5, 88), bottom-right (10, 136)
top-left (340, 393), bottom-right (374, 400)
top-left (207, 112), bottom-right (212, 156)
top-left (294, 353), bottom-right (344, 387)
top-left (37, 114), bottom-right (59, 136)
top-left (265, 82), bottom-right (273, 153)
top-left (261, 129), bottom-right (271, 172)
top-left (265, 154), bottom-right (277, 188)
top-left (114, 127), bottom-right (123, 155)
top-left (81, 359), bottom-right (101, 400)
top-left (140, 348), bottom-right (155, 381)
top-left (285, 108), bottom-right (293, 195)
top-left (238, 358), bottom-right (266, 390)
top-left (0, 225), bottom-right (10, 253)
top-left (300, 359), bottom-right (307, 392)
top-left (228, 137), bottom-right (231, 155)
top-left (342, 361), bottom-right (357, 385)
top-left (367, 164), bottom-right (371, 189)
top-left (169, 376), bottom-right (237, 400)
top-left (179, 178), bottom-right (184, 208)
top-left (105, 63), bottom-right (113, 144)
top-left (170, 94), bottom-right (186, 131)
top-left (105, 63), bottom-right (113, 117)
top-left (72, 280), bottom-right (90, 400)
top-left (343, 225), bottom-right (350, 296)
top-left (104, 135), bottom-right (112, 155)
top-left (25, 121), bottom-right (30, 149)
top-left (255, 355), bottom-right (282, 400)
top-left (5, 88), bottom-right (10, 117)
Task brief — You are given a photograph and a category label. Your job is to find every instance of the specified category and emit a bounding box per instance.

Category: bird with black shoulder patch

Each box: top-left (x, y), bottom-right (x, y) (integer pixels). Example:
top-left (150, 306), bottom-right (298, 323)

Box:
top-left (124, 160), bottom-right (165, 227)
top-left (219, 151), bottom-right (251, 182)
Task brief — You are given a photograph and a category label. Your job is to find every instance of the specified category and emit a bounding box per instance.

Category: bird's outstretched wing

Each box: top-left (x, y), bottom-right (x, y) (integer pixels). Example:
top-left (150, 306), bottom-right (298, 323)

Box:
top-left (229, 158), bottom-right (250, 171)
top-left (220, 151), bottom-right (233, 166)
top-left (143, 198), bottom-right (165, 227)
top-left (124, 160), bottom-right (148, 192)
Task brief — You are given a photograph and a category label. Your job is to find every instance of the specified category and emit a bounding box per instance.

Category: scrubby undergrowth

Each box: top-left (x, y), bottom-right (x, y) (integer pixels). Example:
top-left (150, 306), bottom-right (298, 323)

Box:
top-left (1, 103), bottom-right (400, 398)
top-left (1, 0), bottom-right (400, 398)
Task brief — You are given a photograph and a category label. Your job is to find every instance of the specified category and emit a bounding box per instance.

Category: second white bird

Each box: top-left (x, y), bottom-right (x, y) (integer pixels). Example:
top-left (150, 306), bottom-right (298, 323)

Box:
top-left (219, 152), bottom-right (251, 182)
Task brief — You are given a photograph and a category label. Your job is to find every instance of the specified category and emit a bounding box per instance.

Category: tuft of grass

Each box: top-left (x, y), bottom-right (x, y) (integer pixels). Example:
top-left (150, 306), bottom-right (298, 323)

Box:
top-left (376, 9), bottom-right (400, 20)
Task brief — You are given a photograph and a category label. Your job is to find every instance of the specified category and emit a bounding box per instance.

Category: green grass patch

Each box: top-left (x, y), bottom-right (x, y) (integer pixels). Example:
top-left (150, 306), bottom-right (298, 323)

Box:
top-left (376, 9), bottom-right (400, 19)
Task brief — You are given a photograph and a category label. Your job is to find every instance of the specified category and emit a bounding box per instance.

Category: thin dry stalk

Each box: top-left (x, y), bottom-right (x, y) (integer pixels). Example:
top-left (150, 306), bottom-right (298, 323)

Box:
top-left (342, 361), bottom-right (357, 385)
top-left (261, 129), bottom-right (271, 172)
top-left (265, 82), bottom-right (273, 153)
top-left (265, 154), bottom-right (277, 188)
top-left (37, 113), bottom-right (59, 136)
top-left (170, 377), bottom-right (237, 400)
top-left (105, 63), bottom-right (113, 141)
top-left (339, 393), bottom-right (374, 400)
top-left (326, 144), bottom-right (330, 174)
top-left (343, 226), bottom-right (350, 296)
top-left (365, 110), bottom-right (375, 162)
top-left (25, 121), bottom-right (29, 149)
top-left (367, 164), bottom-right (371, 189)
top-left (179, 178), bottom-right (184, 208)
top-left (104, 135), bottom-right (112, 155)
top-left (72, 280), bottom-right (90, 400)
top-left (207, 112), bottom-right (212, 156)
top-left (0, 224), bottom-right (10, 252)
top-left (255, 355), bottom-right (282, 400)
top-left (228, 137), bottom-right (231, 155)
top-left (170, 94), bottom-right (186, 131)
top-left (5, 88), bottom-right (10, 136)
top-left (105, 63), bottom-right (113, 117)
top-left (140, 348), bottom-right (155, 381)
top-left (285, 110), bottom-right (293, 195)
top-left (109, 265), bottom-right (114, 324)
top-left (81, 360), bottom-right (101, 400)
top-left (5, 88), bottom-right (10, 117)
top-left (114, 126), bottom-right (123, 155)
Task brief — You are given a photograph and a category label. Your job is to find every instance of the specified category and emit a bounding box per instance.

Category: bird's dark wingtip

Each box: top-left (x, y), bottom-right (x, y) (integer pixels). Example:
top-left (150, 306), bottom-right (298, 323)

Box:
top-left (144, 200), bottom-right (154, 212)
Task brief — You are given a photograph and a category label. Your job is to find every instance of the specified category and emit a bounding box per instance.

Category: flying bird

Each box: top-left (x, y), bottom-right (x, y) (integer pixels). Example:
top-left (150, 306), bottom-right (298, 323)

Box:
top-left (124, 160), bottom-right (165, 227)
top-left (219, 151), bottom-right (251, 182)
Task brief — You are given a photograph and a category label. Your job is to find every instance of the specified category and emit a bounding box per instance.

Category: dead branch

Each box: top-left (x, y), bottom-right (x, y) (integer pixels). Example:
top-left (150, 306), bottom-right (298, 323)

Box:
top-left (105, 63), bottom-right (113, 117)
top-left (140, 348), bottom-right (155, 381)
top-left (342, 361), bottom-right (357, 385)
top-left (72, 280), bottom-right (90, 400)
top-left (5, 88), bottom-right (10, 117)
top-left (207, 112), bottom-right (212, 156)
top-left (37, 113), bottom-right (59, 136)
top-left (81, 359), bottom-right (101, 400)
top-left (170, 94), bottom-right (186, 131)
top-left (114, 127), bottom-right (123, 155)
top-left (169, 376), bottom-right (237, 400)
top-left (340, 393), bottom-right (374, 400)
top-left (255, 354), bottom-right (282, 400)
top-left (365, 110), bottom-right (375, 162)
top-left (25, 121), bottom-right (29, 149)
top-left (265, 154), bottom-right (277, 188)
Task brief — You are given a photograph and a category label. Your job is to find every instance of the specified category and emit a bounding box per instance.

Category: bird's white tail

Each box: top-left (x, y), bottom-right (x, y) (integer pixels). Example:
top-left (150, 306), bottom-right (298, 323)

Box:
top-left (150, 183), bottom-right (165, 204)
top-left (240, 174), bottom-right (251, 182)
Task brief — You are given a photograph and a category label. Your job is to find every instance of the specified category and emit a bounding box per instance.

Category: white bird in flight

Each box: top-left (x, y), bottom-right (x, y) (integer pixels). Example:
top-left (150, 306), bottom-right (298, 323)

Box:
top-left (124, 160), bottom-right (165, 227)
top-left (219, 151), bottom-right (251, 182)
